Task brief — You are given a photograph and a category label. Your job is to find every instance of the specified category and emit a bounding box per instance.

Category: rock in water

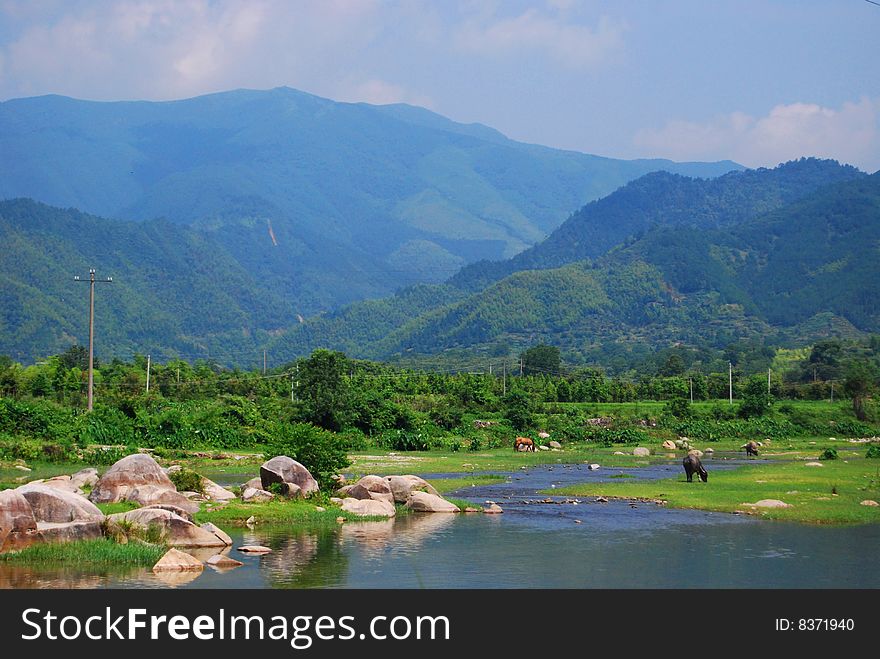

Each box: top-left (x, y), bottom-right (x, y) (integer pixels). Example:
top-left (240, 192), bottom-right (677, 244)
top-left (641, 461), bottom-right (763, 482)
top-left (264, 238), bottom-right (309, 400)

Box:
top-left (662, 440), bottom-right (676, 450)
top-left (199, 522), bottom-right (233, 546)
top-left (340, 498), bottom-right (397, 517)
top-left (152, 548), bottom-right (204, 572)
top-left (89, 454), bottom-right (176, 504)
top-left (16, 483), bottom-right (103, 523)
top-left (405, 491), bottom-right (459, 513)
top-left (385, 475), bottom-right (441, 503)
top-left (259, 456), bottom-right (319, 496)
top-left (107, 508), bottom-right (227, 547)
top-left (237, 545), bottom-right (272, 554)
top-left (483, 504), bottom-right (503, 514)
top-left (633, 447), bottom-right (650, 457)
top-left (206, 554), bottom-right (243, 568)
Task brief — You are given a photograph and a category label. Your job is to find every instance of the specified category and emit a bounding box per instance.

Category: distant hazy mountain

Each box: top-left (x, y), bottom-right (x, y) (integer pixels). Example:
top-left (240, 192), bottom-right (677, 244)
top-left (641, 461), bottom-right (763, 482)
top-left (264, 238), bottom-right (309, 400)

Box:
top-left (268, 164), bottom-right (878, 365)
top-left (0, 87), bottom-right (739, 316)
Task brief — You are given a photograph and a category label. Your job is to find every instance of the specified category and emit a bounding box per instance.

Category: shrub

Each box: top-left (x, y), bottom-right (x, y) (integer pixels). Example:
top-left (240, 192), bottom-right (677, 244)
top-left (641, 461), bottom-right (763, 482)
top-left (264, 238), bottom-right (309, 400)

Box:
top-left (866, 445), bottom-right (880, 459)
top-left (820, 447), bottom-right (839, 461)
top-left (664, 397), bottom-right (692, 419)
top-left (263, 423), bottom-right (350, 491)
top-left (380, 430), bottom-right (430, 452)
top-left (168, 468), bottom-right (205, 494)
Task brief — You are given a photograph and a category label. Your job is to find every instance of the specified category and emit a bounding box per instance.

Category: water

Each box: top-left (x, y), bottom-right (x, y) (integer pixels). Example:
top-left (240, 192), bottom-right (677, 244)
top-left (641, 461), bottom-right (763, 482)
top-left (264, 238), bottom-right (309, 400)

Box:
top-left (3, 460), bottom-right (879, 588)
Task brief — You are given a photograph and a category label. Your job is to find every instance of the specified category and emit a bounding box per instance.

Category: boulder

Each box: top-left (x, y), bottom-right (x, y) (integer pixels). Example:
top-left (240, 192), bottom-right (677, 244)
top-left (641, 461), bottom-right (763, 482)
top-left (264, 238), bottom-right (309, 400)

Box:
top-left (127, 485), bottom-right (200, 515)
top-left (704, 448), bottom-right (715, 454)
top-left (37, 520), bottom-right (103, 544)
top-left (40, 475), bottom-right (83, 494)
top-left (259, 456), bottom-right (319, 496)
top-left (548, 440), bottom-right (562, 449)
top-left (16, 483), bottom-right (103, 523)
top-left (89, 453), bottom-right (176, 504)
top-left (0, 489), bottom-right (39, 550)
top-left (748, 499), bottom-right (792, 509)
top-left (633, 447), bottom-right (650, 457)
top-left (152, 548), bottom-right (204, 573)
top-left (70, 467), bottom-right (99, 490)
top-left (237, 545), bottom-right (272, 554)
top-left (385, 475), bottom-right (440, 503)
top-left (860, 500), bottom-right (879, 507)
top-left (537, 432), bottom-right (551, 439)
top-left (206, 554), bottom-right (243, 569)
top-left (199, 522), bottom-right (233, 546)
top-left (340, 498), bottom-right (396, 517)
top-left (688, 449), bottom-right (704, 459)
top-left (108, 508), bottom-right (227, 547)
top-left (201, 478), bottom-right (237, 502)
top-left (405, 491), bottom-right (459, 513)
top-left (662, 440), bottom-right (677, 450)
top-left (242, 487), bottom-right (275, 503)
top-left (538, 445), bottom-right (550, 451)
top-left (483, 504), bottom-right (503, 514)
top-left (674, 439), bottom-right (690, 450)
top-left (805, 462), bottom-right (824, 467)
top-left (240, 477), bottom-right (263, 494)
top-left (587, 463), bottom-right (600, 470)
top-left (140, 504), bottom-right (195, 522)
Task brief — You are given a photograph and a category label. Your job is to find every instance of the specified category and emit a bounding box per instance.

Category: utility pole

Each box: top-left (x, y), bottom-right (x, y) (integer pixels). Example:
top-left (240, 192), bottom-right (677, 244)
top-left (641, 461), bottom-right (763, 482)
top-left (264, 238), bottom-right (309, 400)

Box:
top-left (263, 350), bottom-right (267, 376)
top-left (689, 377), bottom-right (693, 404)
top-left (502, 363), bottom-right (507, 396)
top-left (728, 362), bottom-right (733, 405)
top-left (830, 381), bottom-right (835, 403)
top-left (73, 268), bottom-right (112, 412)
top-left (767, 368), bottom-right (771, 396)
top-left (146, 354), bottom-right (151, 394)
top-left (489, 362), bottom-right (492, 376)
top-left (520, 357), bottom-right (524, 377)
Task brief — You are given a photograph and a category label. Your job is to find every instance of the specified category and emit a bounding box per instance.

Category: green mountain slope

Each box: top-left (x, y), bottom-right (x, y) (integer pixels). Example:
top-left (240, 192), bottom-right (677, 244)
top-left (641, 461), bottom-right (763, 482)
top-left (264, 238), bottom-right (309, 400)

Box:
top-left (0, 87), bottom-right (739, 313)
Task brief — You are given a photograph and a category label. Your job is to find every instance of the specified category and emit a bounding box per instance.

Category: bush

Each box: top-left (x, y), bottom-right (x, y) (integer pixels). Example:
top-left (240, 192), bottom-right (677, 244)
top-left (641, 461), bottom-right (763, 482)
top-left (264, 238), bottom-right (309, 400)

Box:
top-left (168, 468), bottom-right (204, 494)
top-left (866, 445), bottom-right (880, 459)
top-left (263, 423), bottom-right (350, 491)
top-left (820, 448), bottom-right (839, 461)
top-left (663, 397), bottom-right (692, 419)
top-left (380, 430), bottom-right (430, 452)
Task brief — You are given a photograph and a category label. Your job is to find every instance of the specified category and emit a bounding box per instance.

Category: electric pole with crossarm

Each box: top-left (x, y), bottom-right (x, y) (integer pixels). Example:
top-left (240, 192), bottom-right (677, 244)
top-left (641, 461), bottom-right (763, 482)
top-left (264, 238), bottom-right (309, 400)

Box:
top-left (73, 268), bottom-right (113, 411)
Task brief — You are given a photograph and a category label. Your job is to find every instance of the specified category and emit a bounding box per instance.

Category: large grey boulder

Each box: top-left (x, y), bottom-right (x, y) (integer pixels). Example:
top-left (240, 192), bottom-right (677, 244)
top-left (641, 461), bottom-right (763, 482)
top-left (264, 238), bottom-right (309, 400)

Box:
top-left (260, 456), bottom-right (319, 496)
top-left (240, 477), bottom-right (263, 494)
top-left (16, 483), bottom-right (104, 523)
top-left (108, 508), bottom-right (227, 547)
top-left (385, 475), bottom-right (440, 503)
top-left (242, 487), bottom-right (274, 503)
top-left (127, 485), bottom-right (200, 515)
top-left (405, 491), bottom-right (460, 513)
top-left (633, 447), bottom-right (651, 457)
top-left (70, 467), bottom-right (99, 490)
top-left (201, 478), bottom-right (237, 502)
top-left (0, 489), bottom-right (39, 551)
top-left (89, 454), bottom-right (176, 504)
top-left (152, 548), bottom-right (204, 573)
top-left (37, 521), bottom-right (103, 544)
top-left (340, 498), bottom-right (396, 518)
top-left (39, 475), bottom-right (83, 494)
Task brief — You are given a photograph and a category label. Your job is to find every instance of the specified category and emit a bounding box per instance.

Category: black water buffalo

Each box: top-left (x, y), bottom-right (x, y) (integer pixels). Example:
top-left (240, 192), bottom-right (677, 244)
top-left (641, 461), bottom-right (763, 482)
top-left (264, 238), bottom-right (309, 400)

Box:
top-left (683, 453), bottom-right (708, 482)
top-left (743, 440), bottom-right (760, 457)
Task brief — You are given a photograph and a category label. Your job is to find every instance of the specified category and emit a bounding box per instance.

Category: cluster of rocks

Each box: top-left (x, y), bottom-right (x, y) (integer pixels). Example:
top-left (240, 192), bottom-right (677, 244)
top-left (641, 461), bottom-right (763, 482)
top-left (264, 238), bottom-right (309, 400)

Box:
top-left (237, 455), bottom-right (320, 503)
top-left (1, 454), bottom-right (234, 554)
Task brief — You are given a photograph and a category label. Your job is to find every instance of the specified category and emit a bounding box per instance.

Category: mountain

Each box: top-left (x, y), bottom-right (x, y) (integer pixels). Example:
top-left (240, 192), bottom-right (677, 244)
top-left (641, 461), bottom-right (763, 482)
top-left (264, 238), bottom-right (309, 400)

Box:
top-left (450, 158), bottom-right (865, 291)
top-left (0, 199), bottom-right (290, 363)
top-left (0, 87), bottom-right (739, 315)
top-left (267, 165), bottom-right (879, 367)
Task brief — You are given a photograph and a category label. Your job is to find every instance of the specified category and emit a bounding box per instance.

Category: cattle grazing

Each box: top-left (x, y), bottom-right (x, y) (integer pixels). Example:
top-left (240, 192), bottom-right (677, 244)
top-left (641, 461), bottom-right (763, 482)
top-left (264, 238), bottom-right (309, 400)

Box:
top-left (683, 453), bottom-right (708, 482)
top-left (514, 437), bottom-right (535, 452)
top-left (743, 440), bottom-right (760, 457)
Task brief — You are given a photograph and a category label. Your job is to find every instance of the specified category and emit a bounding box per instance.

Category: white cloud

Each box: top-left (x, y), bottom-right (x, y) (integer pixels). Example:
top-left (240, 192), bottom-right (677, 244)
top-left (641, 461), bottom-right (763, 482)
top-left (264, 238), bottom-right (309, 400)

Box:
top-left (336, 78), bottom-right (434, 108)
top-left (454, 8), bottom-right (624, 69)
top-left (634, 98), bottom-right (880, 172)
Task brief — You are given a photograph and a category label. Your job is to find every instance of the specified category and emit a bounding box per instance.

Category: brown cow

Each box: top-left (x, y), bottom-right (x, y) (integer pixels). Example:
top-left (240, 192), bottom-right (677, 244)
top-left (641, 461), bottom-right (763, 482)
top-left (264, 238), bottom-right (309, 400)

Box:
top-left (514, 437), bottom-right (535, 452)
top-left (742, 440), bottom-right (760, 457)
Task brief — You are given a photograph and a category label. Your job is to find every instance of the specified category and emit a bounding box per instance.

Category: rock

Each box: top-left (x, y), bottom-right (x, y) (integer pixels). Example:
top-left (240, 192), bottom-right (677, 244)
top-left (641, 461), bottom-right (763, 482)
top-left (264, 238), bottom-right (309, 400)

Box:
top-left (548, 440), bottom-right (562, 449)
top-left (70, 467), bottom-right (99, 489)
top-left (688, 449), bottom-right (704, 459)
top-left (152, 548), bottom-right (204, 573)
top-left (336, 517), bottom-right (346, 524)
top-left (805, 462), bottom-right (824, 467)
top-left (633, 447), bottom-right (650, 457)
top-left (674, 439), bottom-right (690, 450)
top-left (662, 440), bottom-right (676, 450)
top-left (281, 482), bottom-right (303, 498)
top-left (860, 500), bottom-right (880, 507)
top-left (747, 499), bottom-right (792, 509)
top-left (259, 456), bottom-right (319, 496)
top-left (139, 504), bottom-right (194, 522)
top-left (37, 520), bottom-right (103, 544)
top-left (199, 522), bottom-right (233, 546)
top-left (165, 465), bottom-right (183, 475)
top-left (127, 484), bottom-right (200, 515)
top-left (537, 431), bottom-right (551, 439)
top-left (201, 478), bottom-right (237, 502)
top-left (483, 504), bottom-right (503, 514)
top-left (329, 497), bottom-right (343, 505)
top-left (237, 545), bottom-right (272, 554)
top-left (14, 465), bottom-right (31, 472)
top-left (242, 487), bottom-right (275, 503)
top-left (240, 477), bottom-right (263, 494)
top-left (314, 506), bottom-right (326, 512)
top-left (538, 445), bottom-right (550, 451)
top-left (385, 475), bottom-right (440, 503)
top-left (704, 448), bottom-right (714, 454)
top-left (89, 453), bottom-right (176, 504)
top-left (108, 508), bottom-right (227, 547)
top-left (245, 516), bottom-right (256, 527)
top-left (613, 451), bottom-right (625, 456)
top-left (464, 507), bottom-right (481, 513)
top-left (0, 489), bottom-right (39, 550)
top-left (16, 483), bottom-right (104, 523)
top-left (41, 475), bottom-right (83, 494)
top-left (338, 483), bottom-right (370, 499)
top-left (341, 498), bottom-right (396, 517)
top-left (596, 497), bottom-right (608, 503)
top-left (206, 553), bottom-right (243, 569)
top-left (405, 491), bottom-right (459, 513)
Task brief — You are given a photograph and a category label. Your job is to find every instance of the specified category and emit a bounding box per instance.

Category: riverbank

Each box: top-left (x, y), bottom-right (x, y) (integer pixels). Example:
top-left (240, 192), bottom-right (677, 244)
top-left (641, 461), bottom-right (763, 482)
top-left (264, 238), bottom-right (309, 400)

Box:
top-left (551, 456), bottom-right (880, 524)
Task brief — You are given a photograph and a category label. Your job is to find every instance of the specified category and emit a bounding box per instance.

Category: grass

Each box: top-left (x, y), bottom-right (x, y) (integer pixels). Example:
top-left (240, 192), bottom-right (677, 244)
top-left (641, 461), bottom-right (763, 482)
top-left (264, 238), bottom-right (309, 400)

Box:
top-left (428, 475), bottom-right (507, 494)
top-left (0, 538), bottom-right (165, 566)
top-left (550, 457), bottom-right (880, 524)
top-left (95, 501), bottom-right (140, 515)
top-left (194, 498), bottom-right (376, 526)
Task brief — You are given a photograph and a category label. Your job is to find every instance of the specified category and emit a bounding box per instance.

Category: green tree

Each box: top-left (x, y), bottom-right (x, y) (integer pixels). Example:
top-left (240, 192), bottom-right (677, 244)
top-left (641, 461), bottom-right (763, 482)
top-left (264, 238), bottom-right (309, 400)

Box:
top-left (503, 390), bottom-right (535, 431)
top-left (296, 350), bottom-right (350, 431)
top-left (737, 374), bottom-right (773, 418)
top-left (520, 344), bottom-right (561, 376)
top-left (843, 360), bottom-right (877, 421)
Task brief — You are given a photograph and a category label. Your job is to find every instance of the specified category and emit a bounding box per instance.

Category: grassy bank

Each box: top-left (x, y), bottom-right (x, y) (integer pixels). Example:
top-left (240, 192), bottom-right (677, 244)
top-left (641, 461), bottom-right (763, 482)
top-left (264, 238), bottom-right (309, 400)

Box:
top-left (0, 538), bottom-right (165, 565)
top-left (551, 457), bottom-right (880, 524)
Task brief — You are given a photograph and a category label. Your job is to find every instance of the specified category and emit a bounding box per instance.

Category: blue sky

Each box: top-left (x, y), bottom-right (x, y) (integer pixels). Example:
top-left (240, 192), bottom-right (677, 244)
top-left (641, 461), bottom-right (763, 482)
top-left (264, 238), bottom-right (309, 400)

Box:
top-left (1, 1), bottom-right (878, 170)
